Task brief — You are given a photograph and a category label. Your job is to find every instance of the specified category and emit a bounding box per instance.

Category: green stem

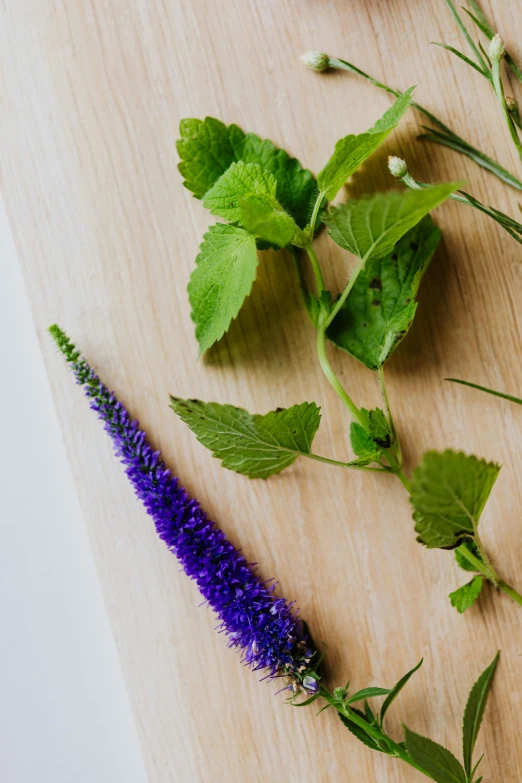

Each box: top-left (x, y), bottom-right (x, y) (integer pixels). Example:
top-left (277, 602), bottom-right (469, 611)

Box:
top-left (309, 192), bottom-right (324, 239)
top-left (328, 56), bottom-right (522, 191)
top-left (378, 365), bottom-right (402, 465)
top-left (492, 58), bottom-right (522, 161)
top-left (325, 256), bottom-right (366, 329)
top-left (498, 581), bottom-right (522, 606)
top-left (316, 318), bottom-right (365, 426)
top-left (456, 537), bottom-right (498, 585)
top-left (306, 244), bottom-right (326, 294)
top-left (304, 451), bottom-right (390, 472)
top-left (320, 691), bottom-right (434, 780)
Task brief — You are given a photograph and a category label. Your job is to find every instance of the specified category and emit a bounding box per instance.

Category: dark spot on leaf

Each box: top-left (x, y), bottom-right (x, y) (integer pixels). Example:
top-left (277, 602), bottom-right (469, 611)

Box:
top-left (392, 252), bottom-right (398, 261)
top-left (375, 436), bottom-right (391, 449)
top-left (275, 407), bottom-right (284, 412)
top-left (372, 299), bottom-right (380, 307)
top-left (405, 298), bottom-right (411, 304)
top-left (411, 242), bottom-right (419, 251)
top-left (362, 322), bottom-right (367, 327)
top-left (369, 278), bottom-right (382, 290)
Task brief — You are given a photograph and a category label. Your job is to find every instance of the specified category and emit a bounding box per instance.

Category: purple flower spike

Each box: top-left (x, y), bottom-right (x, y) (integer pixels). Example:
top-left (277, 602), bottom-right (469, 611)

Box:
top-left (49, 325), bottom-right (315, 684)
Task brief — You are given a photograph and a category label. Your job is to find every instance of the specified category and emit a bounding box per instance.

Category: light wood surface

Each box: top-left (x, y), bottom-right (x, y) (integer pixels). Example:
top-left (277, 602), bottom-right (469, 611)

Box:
top-left (2, 1), bottom-right (522, 780)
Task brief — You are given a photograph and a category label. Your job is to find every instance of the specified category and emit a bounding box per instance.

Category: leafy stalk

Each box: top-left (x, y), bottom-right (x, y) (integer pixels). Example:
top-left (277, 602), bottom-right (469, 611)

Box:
top-left (326, 56), bottom-right (522, 191)
top-left (446, 377), bottom-right (522, 405)
top-left (288, 655), bottom-right (499, 783)
top-left (388, 156), bottom-right (522, 243)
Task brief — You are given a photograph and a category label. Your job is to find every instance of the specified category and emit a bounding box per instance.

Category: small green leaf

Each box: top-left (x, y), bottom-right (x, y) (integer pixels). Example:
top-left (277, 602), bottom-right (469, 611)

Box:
top-left (404, 727), bottom-right (467, 783)
top-left (291, 692), bottom-right (321, 707)
top-left (188, 224), bottom-right (259, 355)
top-left (177, 117), bottom-right (318, 227)
top-left (317, 89), bottom-right (414, 200)
top-left (202, 161), bottom-right (277, 223)
top-left (324, 184), bottom-right (459, 261)
top-left (462, 652), bottom-right (499, 776)
top-left (449, 576), bottom-right (484, 614)
top-left (380, 659), bottom-right (423, 726)
top-left (368, 408), bottom-right (391, 448)
top-left (455, 540), bottom-right (484, 572)
top-left (239, 194), bottom-right (298, 247)
top-left (350, 417), bottom-right (384, 466)
top-left (327, 217), bottom-right (441, 369)
top-left (346, 687), bottom-right (392, 705)
top-left (410, 450), bottom-right (500, 549)
top-left (339, 710), bottom-right (386, 753)
top-left (170, 398), bottom-right (321, 479)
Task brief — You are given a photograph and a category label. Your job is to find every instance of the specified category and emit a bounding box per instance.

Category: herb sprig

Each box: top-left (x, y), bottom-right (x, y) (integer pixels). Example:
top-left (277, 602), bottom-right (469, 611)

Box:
top-left (174, 102), bottom-right (522, 612)
top-left (438, 0), bottom-right (522, 161)
top-left (50, 325), bottom-right (501, 783)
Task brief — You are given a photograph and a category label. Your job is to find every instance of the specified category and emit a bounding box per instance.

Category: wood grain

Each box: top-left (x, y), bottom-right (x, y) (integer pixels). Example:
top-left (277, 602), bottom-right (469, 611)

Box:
top-left (1, 1), bottom-right (522, 780)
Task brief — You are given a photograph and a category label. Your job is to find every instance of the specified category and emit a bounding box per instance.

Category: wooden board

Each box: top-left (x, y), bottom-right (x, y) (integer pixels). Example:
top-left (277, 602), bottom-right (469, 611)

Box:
top-left (2, 1), bottom-right (522, 780)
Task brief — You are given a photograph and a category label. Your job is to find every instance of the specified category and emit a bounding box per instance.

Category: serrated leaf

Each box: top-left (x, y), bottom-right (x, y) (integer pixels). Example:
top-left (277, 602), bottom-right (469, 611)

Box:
top-left (170, 398), bottom-right (321, 479)
top-left (327, 217), bottom-right (441, 369)
top-left (455, 539), bottom-right (484, 572)
top-left (339, 710), bottom-right (386, 753)
top-left (380, 659), bottom-right (423, 726)
top-left (350, 419), bottom-right (383, 465)
top-left (324, 183), bottom-right (459, 261)
top-left (410, 450), bottom-right (500, 549)
top-left (346, 686), bottom-right (392, 705)
top-left (368, 408), bottom-right (391, 448)
top-left (202, 161), bottom-right (277, 223)
top-left (449, 576), bottom-right (484, 614)
top-left (177, 117), bottom-right (318, 227)
top-left (317, 89), bottom-right (414, 200)
top-left (239, 194), bottom-right (298, 247)
top-left (404, 728), bottom-right (467, 783)
top-left (188, 224), bottom-right (258, 355)
top-left (462, 652), bottom-right (499, 776)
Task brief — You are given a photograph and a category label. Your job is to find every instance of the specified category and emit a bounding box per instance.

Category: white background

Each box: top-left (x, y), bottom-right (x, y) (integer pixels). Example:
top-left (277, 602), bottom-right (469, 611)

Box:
top-left (0, 200), bottom-right (148, 783)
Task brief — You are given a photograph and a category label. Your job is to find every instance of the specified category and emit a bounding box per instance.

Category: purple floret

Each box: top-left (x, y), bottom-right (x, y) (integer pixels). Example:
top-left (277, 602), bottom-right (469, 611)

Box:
top-left (49, 325), bottom-right (314, 681)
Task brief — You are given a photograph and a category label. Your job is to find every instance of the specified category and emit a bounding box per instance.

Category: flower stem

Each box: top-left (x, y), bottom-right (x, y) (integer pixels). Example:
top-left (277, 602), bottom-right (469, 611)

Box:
top-left (498, 581), bottom-right (522, 606)
top-left (492, 58), bottom-right (522, 161)
top-left (316, 319), bottom-right (365, 426)
top-left (306, 245), bottom-right (326, 294)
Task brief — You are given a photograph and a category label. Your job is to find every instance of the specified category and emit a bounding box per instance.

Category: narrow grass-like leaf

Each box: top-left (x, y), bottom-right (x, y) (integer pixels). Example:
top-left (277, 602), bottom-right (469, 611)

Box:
top-left (380, 659), bottom-right (423, 726)
top-left (446, 378), bottom-right (522, 405)
top-left (346, 687), bottom-right (392, 705)
top-left (462, 652), bottom-right (499, 776)
top-left (339, 710), bottom-right (386, 753)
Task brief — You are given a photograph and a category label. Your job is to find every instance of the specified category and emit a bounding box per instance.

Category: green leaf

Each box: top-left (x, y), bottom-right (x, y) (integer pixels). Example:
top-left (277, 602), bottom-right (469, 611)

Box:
top-left (239, 194), bottom-right (298, 247)
top-left (188, 224), bottom-right (258, 355)
top-left (455, 539), bottom-right (484, 572)
top-left (410, 450), bottom-right (501, 549)
top-left (317, 89), bottom-right (414, 200)
top-left (446, 378), bottom-right (522, 406)
top-left (339, 710), bottom-right (386, 753)
top-left (170, 398), bottom-right (321, 479)
top-left (368, 408), bottom-right (391, 448)
top-left (449, 576), bottom-right (484, 614)
top-left (380, 659), bottom-right (423, 726)
top-left (346, 687), bottom-right (392, 705)
top-left (324, 183), bottom-right (459, 261)
top-left (177, 117), bottom-right (318, 227)
top-left (327, 217), bottom-right (441, 369)
top-left (350, 417), bottom-right (384, 465)
top-left (404, 727), bottom-right (467, 783)
top-left (462, 652), bottom-right (499, 777)
top-left (202, 161), bottom-right (277, 223)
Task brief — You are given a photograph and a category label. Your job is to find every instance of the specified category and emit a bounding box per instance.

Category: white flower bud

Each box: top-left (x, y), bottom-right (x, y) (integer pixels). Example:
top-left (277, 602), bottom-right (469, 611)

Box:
top-left (300, 50), bottom-right (330, 73)
top-left (388, 155), bottom-right (408, 179)
top-left (489, 34), bottom-right (505, 62)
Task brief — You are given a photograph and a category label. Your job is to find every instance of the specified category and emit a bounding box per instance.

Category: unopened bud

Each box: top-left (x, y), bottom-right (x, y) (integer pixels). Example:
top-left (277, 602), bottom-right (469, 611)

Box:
top-left (506, 96), bottom-right (518, 113)
top-left (489, 34), bottom-right (505, 62)
top-left (388, 155), bottom-right (408, 179)
top-left (300, 50), bottom-right (330, 73)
